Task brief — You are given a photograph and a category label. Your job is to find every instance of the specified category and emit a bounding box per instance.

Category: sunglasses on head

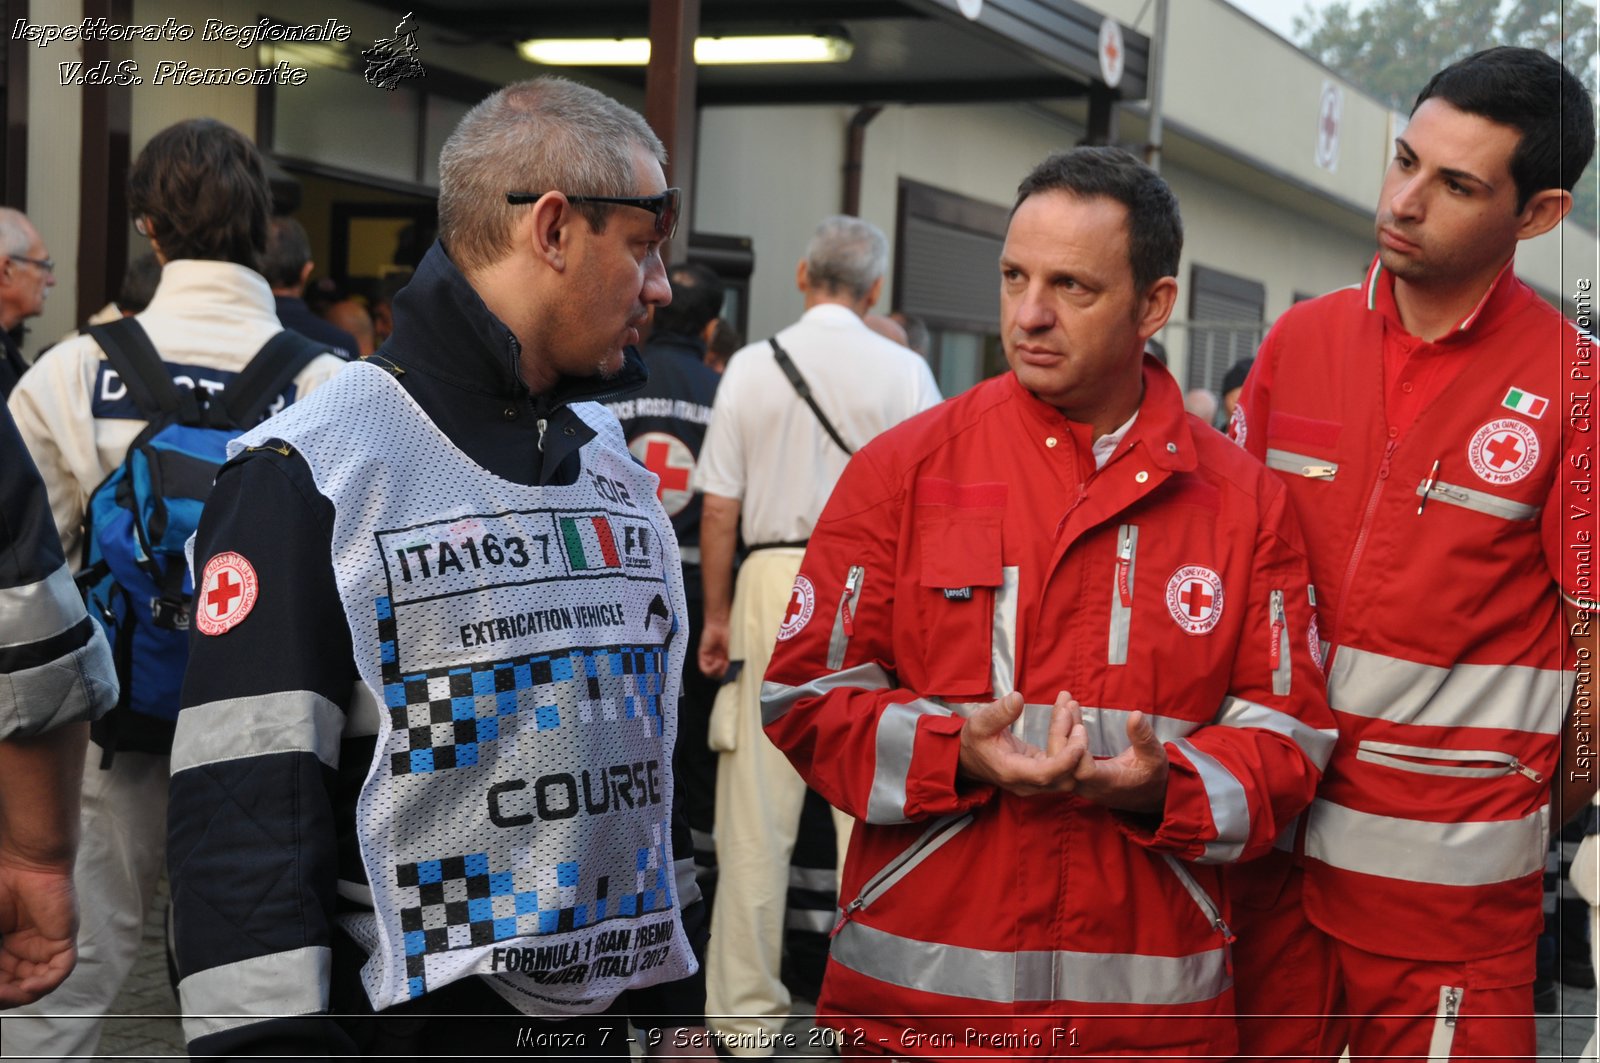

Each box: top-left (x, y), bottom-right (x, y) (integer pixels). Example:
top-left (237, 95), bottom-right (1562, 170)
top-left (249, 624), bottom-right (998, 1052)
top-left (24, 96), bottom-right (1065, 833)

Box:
top-left (506, 188), bottom-right (681, 240)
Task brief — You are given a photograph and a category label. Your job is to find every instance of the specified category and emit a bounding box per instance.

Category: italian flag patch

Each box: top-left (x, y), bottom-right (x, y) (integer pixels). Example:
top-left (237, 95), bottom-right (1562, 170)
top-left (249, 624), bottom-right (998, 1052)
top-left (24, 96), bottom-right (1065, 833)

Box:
top-left (1502, 387), bottom-right (1548, 419)
top-left (560, 515), bottom-right (621, 570)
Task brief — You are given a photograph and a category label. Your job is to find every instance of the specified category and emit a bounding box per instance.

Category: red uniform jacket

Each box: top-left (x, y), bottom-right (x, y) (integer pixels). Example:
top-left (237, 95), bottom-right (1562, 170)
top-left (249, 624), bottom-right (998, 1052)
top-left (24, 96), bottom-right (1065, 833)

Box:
top-left (763, 363), bottom-right (1334, 1057)
top-left (1232, 258), bottom-right (1588, 961)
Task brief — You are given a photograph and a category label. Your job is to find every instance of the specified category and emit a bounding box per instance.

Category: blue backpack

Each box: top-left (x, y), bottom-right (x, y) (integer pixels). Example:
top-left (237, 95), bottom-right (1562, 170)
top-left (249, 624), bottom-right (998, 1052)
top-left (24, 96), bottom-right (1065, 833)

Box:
top-left (77, 318), bottom-right (325, 762)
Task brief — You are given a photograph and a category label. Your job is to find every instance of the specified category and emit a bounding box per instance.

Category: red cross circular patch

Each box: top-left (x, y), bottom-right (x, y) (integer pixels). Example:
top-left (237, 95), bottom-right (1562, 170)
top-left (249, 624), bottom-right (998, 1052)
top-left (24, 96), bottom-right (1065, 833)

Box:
top-left (196, 551), bottom-right (259, 636)
top-left (1165, 564), bottom-right (1224, 635)
top-left (1467, 418), bottom-right (1539, 486)
top-left (629, 431), bottom-right (696, 517)
top-left (1227, 403), bottom-right (1248, 448)
top-left (776, 575), bottom-right (815, 642)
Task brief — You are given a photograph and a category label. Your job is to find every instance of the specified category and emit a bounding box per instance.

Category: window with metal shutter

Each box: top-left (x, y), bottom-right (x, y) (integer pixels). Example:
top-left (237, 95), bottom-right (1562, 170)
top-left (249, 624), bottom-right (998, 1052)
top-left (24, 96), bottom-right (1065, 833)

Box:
top-left (1187, 265), bottom-right (1265, 393)
top-left (894, 179), bottom-right (1010, 395)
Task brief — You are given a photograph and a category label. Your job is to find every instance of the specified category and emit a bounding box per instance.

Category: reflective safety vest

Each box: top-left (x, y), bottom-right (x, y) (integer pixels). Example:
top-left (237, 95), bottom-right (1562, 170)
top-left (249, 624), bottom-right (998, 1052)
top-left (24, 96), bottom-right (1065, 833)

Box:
top-left (763, 365), bottom-right (1335, 1055)
top-left (1233, 260), bottom-right (1583, 961)
top-left (231, 362), bottom-right (698, 1013)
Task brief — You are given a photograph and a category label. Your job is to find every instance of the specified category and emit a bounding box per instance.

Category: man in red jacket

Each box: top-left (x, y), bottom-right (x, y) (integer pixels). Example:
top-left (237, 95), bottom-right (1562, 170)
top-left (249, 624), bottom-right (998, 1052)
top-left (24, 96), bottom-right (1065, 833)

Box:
top-left (761, 147), bottom-right (1335, 1058)
top-left (1228, 46), bottom-right (1597, 1061)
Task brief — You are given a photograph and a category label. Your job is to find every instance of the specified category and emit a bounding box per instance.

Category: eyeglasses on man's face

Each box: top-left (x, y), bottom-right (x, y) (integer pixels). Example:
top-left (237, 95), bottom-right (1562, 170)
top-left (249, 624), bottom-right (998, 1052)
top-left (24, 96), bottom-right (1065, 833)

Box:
top-left (505, 188), bottom-right (681, 241)
top-left (9, 253), bottom-right (54, 274)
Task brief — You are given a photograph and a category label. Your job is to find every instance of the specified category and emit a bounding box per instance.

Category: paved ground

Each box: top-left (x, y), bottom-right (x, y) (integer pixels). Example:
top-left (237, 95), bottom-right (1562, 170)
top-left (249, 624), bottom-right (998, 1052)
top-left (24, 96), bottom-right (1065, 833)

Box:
top-left (40, 879), bottom-right (1598, 1059)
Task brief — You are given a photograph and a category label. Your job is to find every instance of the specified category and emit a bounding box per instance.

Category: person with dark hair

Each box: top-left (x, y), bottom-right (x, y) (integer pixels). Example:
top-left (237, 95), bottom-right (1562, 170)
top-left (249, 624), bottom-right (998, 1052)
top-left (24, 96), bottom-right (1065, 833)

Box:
top-left (167, 77), bottom-right (712, 1058)
top-left (115, 252), bottom-right (161, 316)
top-left (1219, 355), bottom-right (1252, 428)
top-left (760, 147), bottom-right (1333, 1055)
top-left (1227, 47), bottom-right (1596, 1060)
top-left (705, 317), bottom-right (740, 374)
top-left (125, 117), bottom-right (272, 271)
top-left (324, 297), bottom-right (376, 357)
top-left (2, 117), bottom-right (347, 1059)
top-left (604, 260), bottom-right (725, 922)
top-left (0, 208), bottom-right (56, 398)
top-left (263, 216), bottom-right (358, 358)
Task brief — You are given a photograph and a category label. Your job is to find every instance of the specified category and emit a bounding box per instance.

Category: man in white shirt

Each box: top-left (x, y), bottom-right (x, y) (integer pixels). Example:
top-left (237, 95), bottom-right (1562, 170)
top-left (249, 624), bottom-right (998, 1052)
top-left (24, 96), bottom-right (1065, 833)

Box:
top-left (693, 215), bottom-right (941, 1054)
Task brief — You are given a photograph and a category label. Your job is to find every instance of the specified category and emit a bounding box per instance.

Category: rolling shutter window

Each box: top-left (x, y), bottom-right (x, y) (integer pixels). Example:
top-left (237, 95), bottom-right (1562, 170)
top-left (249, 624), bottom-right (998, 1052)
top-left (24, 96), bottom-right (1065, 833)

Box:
top-left (1187, 265), bottom-right (1265, 393)
top-left (899, 215), bottom-right (1003, 330)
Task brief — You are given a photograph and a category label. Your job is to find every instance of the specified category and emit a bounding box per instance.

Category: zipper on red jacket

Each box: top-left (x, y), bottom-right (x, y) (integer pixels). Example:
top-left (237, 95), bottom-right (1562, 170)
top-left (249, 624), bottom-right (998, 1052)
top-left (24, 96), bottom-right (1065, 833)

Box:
top-left (1334, 439), bottom-right (1397, 642)
top-left (830, 812), bottom-right (975, 938)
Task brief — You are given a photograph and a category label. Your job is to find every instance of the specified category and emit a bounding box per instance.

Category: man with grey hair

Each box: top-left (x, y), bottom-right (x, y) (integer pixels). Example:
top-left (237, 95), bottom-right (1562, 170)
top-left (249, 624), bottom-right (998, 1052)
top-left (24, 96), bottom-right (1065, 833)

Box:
top-left (0, 208), bottom-right (55, 397)
top-left (694, 214), bottom-right (940, 1053)
top-left (168, 77), bottom-right (712, 1057)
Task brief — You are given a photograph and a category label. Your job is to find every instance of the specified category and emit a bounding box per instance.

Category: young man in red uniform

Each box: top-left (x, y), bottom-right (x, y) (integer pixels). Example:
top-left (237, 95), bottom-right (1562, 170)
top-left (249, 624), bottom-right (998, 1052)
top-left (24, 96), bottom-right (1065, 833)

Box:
top-left (761, 147), bottom-right (1335, 1058)
top-left (1229, 46), bottom-right (1597, 1060)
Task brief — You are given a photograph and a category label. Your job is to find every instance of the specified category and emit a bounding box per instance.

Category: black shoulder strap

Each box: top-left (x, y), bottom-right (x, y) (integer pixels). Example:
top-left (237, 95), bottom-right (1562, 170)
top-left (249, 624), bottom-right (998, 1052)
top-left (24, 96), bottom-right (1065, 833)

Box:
top-left (217, 329), bottom-right (329, 428)
top-left (86, 319), bottom-right (185, 422)
top-left (769, 336), bottom-right (853, 457)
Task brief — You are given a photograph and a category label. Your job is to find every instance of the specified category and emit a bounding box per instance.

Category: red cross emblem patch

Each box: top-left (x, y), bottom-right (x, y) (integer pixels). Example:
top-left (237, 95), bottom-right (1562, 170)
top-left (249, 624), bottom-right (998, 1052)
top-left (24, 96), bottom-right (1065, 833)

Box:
top-left (629, 431), bottom-right (696, 517)
top-left (776, 575), bottom-right (816, 642)
top-left (196, 551), bottom-right (259, 636)
top-left (1467, 417), bottom-right (1539, 486)
top-left (1165, 564), bottom-right (1224, 635)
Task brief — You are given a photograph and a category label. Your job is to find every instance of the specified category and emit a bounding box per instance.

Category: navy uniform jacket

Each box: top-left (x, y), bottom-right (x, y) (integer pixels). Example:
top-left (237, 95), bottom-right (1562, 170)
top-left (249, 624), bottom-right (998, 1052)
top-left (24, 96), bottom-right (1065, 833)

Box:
top-left (604, 331), bottom-right (718, 556)
top-left (0, 400), bottom-right (116, 737)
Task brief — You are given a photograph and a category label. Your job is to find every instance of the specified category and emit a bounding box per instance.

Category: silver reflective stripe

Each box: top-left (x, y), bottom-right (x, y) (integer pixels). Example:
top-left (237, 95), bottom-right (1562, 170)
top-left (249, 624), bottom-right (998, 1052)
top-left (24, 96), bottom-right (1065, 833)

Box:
top-left (1355, 740), bottom-right (1526, 779)
top-left (675, 856), bottom-right (702, 907)
top-left (344, 681), bottom-right (383, 738)
top-left (679, 544), bottom-right (701, 565)
top-left (1108, 524), bottom-right (1137, 666)
top-left (1215, 696), bottom-right (1337, 770)
top-left (993, 566), bottom-right (1019, 703)
top-left (1428, 986), bottom-right (1462, 1058)
top-left (170, 691), bottom-right (344, 774)
top-left (787, 908), bottom-right (836, 933)
top-left (1305, 799), bottom-right (1548, 886)
top-left (1416, 478), bottom-right (1539, 522)
top-left (1172, 738), bottom-right (1250, 864)
top-left (827, 565), bottom-right (865, 671)
top-left (761, 662), bottom-right (892, 727)
top-left (1327, 646), bottom-right (1568, 736)
top-left (1160, 854), bottom-right (1231, 943)
top-left (1265, 449), bottom-right (1338, 480)
top-left (690, 827), bottom-right (715, 853)
top-left (0, 563), bottom-right (83, 649)
top-left (0, 634), bottom-right (117, 738)
top-left (178, 945), bottom-right (330, 1042)
top-left (1080, 706), bottom-right (1198, 756)
top-left (1270, 590), bottom-right (1291, 696)
top-left (337, 879), bottom-right (374, 905)
top-left (868, 698), bottom-right (953, 824)
top-left (1273, 815), bottom-right (1299, 853)
top-left (849, 813), bottom-right (973, 912)
top-left (943, 701), bottom-right (1198, 758)
top-left (789, 866), bottom-right (836, 893)
top-left (830, 920), bottom-right (1229, 1005)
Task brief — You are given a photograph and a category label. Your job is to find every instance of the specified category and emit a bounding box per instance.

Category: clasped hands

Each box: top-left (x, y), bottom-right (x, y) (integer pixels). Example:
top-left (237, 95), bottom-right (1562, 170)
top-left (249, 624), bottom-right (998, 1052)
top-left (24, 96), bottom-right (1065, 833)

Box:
top-left (956, 691), bottom-right (1169, 814)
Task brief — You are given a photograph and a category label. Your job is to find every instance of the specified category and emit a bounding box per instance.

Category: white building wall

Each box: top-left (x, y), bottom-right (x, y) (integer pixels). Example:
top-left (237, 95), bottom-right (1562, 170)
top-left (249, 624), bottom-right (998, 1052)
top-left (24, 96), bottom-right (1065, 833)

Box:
top-left (24, 0), bottom-right (85, 359)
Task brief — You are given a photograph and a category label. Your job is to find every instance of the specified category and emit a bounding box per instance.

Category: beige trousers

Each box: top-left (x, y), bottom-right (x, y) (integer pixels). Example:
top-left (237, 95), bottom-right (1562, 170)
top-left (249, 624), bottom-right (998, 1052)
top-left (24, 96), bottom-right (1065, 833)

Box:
top-left (705, 549), bottom-right (852, 1056)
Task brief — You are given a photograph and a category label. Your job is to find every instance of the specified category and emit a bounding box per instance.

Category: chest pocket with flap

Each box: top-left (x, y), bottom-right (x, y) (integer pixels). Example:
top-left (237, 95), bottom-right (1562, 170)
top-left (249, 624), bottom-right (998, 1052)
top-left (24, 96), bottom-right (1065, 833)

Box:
top-left (913, 479), bottom-right (1006, 697)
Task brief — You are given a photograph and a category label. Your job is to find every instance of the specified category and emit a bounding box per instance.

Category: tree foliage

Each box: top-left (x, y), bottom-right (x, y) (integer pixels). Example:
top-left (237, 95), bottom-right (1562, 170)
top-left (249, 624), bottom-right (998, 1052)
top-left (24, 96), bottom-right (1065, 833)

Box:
top-left (1293, 0), bottom-right (1598, 230)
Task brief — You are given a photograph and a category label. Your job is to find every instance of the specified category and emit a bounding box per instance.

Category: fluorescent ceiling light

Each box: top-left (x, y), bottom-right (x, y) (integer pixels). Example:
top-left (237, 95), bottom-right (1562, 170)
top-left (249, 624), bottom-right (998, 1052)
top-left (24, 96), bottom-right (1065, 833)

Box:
top-left (517, 34), bottom-right (853, 66)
